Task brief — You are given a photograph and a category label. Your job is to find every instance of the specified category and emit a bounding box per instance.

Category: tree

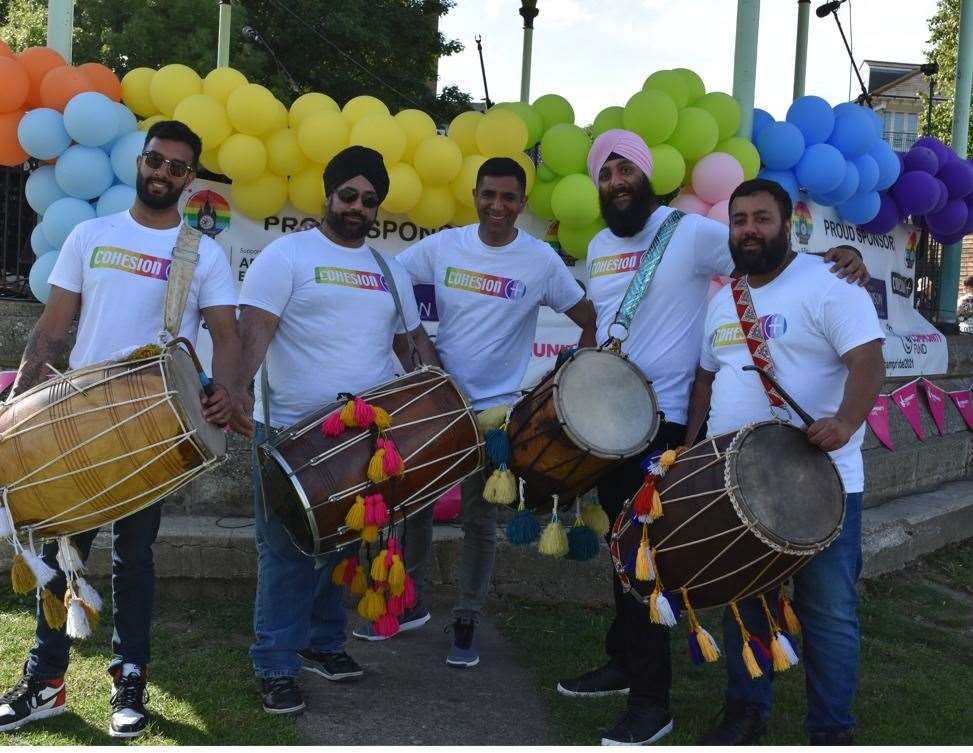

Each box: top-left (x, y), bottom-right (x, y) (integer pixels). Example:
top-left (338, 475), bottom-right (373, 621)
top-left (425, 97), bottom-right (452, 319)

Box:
top-left (925, 0), bottom-right (968, 153)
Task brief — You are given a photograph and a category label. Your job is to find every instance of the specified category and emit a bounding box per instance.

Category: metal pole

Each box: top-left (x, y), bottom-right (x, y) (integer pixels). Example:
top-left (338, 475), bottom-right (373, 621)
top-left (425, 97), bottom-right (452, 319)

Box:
top-left (519, 2), bottom-right (539, 104)
top-left (475, 35), bottom-right (492, 109)
top-left (46, 0), bottom-right (74, 63)
top-left (793, 0), bottom-right (810, 100)
top-left (732, 0), bottom-right (760, 140)
top-left (926, 77), bottom-right (935, 136)
top-left (217, 0), bottom-right (232, 68)
top-left (937, 0), bottom-right (973, 326)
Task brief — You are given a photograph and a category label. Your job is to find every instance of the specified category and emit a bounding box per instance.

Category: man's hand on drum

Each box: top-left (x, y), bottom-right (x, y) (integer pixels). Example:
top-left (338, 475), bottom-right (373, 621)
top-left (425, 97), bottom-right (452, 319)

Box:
top-left (805, 416), bottom-right (855, 452)
top-left (201, 383), bottom-right (255, 438)
top-left (232, 389), bottom-right (256, 438)
top-left (823, 245), bottom-right (870, 285)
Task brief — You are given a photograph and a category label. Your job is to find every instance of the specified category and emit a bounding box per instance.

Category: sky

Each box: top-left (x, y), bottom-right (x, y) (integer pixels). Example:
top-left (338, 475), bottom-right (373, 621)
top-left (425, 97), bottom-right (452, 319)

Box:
top-left (437, 0), bottom-right (942, 124)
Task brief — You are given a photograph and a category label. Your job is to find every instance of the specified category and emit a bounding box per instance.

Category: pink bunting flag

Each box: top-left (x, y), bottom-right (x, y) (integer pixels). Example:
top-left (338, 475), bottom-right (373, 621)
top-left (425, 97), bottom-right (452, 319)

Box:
top-left (921, 379), bottom-right (947, 436)
top-left (892, 381), bottom-right (925, 441)
top-left (948, 389), bottom-right (973, 432)
top-left (0, 370), bottom-right (15, 395)
top-left (866, 394), bottom-right (894, 451)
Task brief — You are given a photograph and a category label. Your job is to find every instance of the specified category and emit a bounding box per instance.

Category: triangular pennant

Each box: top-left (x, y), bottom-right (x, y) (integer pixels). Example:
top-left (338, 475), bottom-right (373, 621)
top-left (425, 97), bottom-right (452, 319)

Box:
top-left (921, 379), bottom-right (947, 436)
top-left (892, 381), bottom-right (925, 441)
top-left (866, 395), bottom-right (894, 451)
top-left (948, 389), bottom-right (973, 432)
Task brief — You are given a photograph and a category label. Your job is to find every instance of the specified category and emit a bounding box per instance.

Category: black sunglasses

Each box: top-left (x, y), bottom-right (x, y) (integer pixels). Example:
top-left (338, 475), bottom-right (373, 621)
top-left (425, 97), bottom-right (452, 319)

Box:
top-left (336, 186), bottom-right (380, 208)
top-left (141, 151), bottom-right (194, 178)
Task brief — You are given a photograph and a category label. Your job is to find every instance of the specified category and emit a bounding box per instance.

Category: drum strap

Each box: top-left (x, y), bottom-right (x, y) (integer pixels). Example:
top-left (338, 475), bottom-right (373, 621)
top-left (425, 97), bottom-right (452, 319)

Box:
top-left (160, 223), bottom-right (204, 343)
top-left (369, 247), bottom-right (420, 368)
top-left (730, 275), bottom-right (786, 409)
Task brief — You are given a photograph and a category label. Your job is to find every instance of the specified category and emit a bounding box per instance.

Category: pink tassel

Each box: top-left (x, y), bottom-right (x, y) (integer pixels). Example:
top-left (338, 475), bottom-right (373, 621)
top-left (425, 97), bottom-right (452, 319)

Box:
top-left (374, 613), bottom-right (400, 637)
top-left (321, 410), bottom-right (345, 437)
top-left (382, 443), bottom-right (403, 476)
top-left (364, 494), bottom-right (389, 527)
top-left (386, 536), bottom-right (401, 556)
top-left (384, 547), bottom-right (395, 569)
top-left (387, 593), bottom-right (406, 617)
top-left (342, 555), bottom-right (359, 586)
top-left (403, 574), bottom-right (417, 609)
top-left (353, 397), bottom-right (375, 428)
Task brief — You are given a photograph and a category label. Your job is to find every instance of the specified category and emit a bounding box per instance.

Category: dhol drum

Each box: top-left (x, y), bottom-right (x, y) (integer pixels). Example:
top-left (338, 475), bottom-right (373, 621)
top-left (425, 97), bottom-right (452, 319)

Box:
top-left (258, 366), bottom-right (483, 557)
top-left (506, 347), bottom-right (659, 508)
top-left (0, 340), bottom-right (226, 539)
top-left (611, 420), bottom-right (845, 611)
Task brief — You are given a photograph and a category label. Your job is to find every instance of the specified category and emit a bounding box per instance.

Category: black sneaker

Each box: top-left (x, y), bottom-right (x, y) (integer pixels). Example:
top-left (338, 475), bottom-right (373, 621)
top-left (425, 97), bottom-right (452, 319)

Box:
top-left (260, 677), bottom-right (305, 715)
top-left (808, 730), bottom-right (855, 745)
top-left (298, 650), bottom-right (364, 681)
top-left (698, 702), bottom-right (768, 745)
top-left (108, 665), bottom-right (149, 738)
top-left (445, 618), bottom-right (479, 668)
top-left (0, 668), bottom-right (66, 732)
top-left (557, 661), bottom-right (630, 698)
top-left (601, 704), bottom-right (673, 745)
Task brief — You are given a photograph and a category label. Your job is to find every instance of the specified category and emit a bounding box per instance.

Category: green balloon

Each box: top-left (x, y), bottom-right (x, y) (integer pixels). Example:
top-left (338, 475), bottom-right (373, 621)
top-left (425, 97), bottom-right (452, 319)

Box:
top-left (540, 123), bottom-right (590, 176)
top-left (493, 101), bottom-right (544, 146)
top-left (672, 68), bottom-right (706, 104)
top-left (532, 93), bottom-right (575, 133)
top-left (643, 70), bottom-right (690, 109)
top-left (648, 144), bottom-right (686, 195)
top-left (537, 164), bottom-right (557, 182)
top-left (528, 178), bottom-right (559, 220)
top-left (666, 107), bottom-right (720, 161)
top-left (715, 136), bottom-right (760, 180)
top-left (592, 106), bottom-right (624, 138)
top-left (697, 92), bottom-right (741, 141)
top-left (550, 173), bottom-right (600, 228)
top-left (623, 90), bottom-right (678, 146)
top-left (558, 218), bottom-right (605, 260)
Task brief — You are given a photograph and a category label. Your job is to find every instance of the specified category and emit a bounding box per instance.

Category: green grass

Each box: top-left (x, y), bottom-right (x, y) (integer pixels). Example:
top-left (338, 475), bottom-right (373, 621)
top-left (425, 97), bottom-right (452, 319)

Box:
top-left (0, 586), bottom-right (299, 745)
top-left (494, 540), bottom-right (973, 746)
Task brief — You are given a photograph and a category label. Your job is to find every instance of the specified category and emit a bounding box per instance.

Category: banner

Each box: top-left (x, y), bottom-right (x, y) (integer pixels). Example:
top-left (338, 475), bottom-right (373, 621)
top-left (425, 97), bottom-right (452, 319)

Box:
top-left (866, 394), bottom-right (894, 451)
top-left (948, 389), bottom-right (973, 431)
top-left (921, 378), bottom-right (947, 435)
top-left (891, 381), bottom-right (925, 441)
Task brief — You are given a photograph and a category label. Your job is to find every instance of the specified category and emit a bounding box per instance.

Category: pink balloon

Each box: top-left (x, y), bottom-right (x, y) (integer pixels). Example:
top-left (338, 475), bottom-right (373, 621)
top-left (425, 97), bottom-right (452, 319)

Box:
top-left (692, 152), bottom-right (745, 204)
top-left (708, 199), bottom-right (729, 224)
top-left (670, 188), bottom-right (711, 216)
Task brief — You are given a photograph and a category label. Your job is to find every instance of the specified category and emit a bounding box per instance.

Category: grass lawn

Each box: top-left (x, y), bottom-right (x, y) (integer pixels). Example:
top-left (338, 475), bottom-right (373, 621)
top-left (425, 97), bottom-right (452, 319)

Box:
top-left (494, 540), bottom-right (973, 746)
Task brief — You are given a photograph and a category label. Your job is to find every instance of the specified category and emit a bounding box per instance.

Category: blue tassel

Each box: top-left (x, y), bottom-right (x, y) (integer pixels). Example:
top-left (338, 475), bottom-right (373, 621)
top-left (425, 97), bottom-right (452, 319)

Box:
top-left (506, 508), bottom-right (540, 545)
top-left (663, 590), bottom-right (682, 622)
top-left (749, 636), bottom-right (772, 672)
top-left (625, 547), bottom-right (637, 574)
top-left (687, 632), bottom-right (705, 665)
top-left (640, 449), bottom-right (663, 473)
top-left (485, 428), bottom-right (511, 466)
top-left (566, 524), bottom-right (601, 561)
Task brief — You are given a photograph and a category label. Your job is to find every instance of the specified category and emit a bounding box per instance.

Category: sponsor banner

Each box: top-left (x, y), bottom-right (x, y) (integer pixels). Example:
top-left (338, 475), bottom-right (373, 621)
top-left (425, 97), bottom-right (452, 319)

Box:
top-left (866, 394), bottom-right (894, 451)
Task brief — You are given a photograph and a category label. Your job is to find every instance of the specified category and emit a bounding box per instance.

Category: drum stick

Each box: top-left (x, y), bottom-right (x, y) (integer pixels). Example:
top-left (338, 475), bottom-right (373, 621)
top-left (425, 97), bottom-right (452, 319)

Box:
top-left (741, 365), bottom-right (816, 426)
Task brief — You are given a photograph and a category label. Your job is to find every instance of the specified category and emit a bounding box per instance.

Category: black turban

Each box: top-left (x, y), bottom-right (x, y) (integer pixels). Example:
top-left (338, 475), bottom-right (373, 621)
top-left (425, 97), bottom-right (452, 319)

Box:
top-left (324, 146), bottom-right (390, 202)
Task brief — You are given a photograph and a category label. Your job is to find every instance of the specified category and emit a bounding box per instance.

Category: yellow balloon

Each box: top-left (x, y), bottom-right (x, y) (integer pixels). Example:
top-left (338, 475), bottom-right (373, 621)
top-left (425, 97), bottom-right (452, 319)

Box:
top-left (289, 92), bottom-right (339, 130)
top-left (269, 98), bottom-right (288, 132)
top-left (382, 162), bottom-right (423, 215)
top-left (149, 63), bottom-right (202, 117)
top-left (265, 128), bottom-right (308, 177)
top-left (138, 114), bottom-right (166, 132)
top-left (203, 67), bottom-right (247, 104)
top-left (447, 111), bottom-right (483, 156)
top-left (394, 109), bottom-right (437, 162)
top-left (450, 203), bottom-right (479, 227)
top-left (218, 133), bottom-right (267, 182)
top-left (173, 94), bottom-right (231, 151)
top-left (199, 148), bottom-right (221, 174)
top-left (121, 68), bottom-right (158, 117)
top-left (289, 164), bottom-right (325, 216)
top-left (450, 154), bottom-right (487, 208)
top-left (231, 172), bottom-right (289, 219)
top-left (349, 114), bottom-right (406, 166)
top-left (226, 83), bottom-right (278, 136)
top-left (475, 109), bottom-right (528, 156)
top-left (413, 135), bottom-right (463, 186)
top-left (298, 111), bottom-right (349, 165)
top-left (510, 151), bottom-right (537, 194)
top-left (342, 95), bottom-right (389, 126)
top-left (409, 185), bottom-right (455, 229)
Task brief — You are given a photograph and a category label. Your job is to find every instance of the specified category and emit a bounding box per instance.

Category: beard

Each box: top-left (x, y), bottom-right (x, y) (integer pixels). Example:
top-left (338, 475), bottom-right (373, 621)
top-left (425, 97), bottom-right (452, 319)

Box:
top-left (729, 224), bottom-right (791, 275)
top-left (135, 172), bottom-right (183, 210)
top-left (325, 206), bottom-right (371, 241)
top-left (600, 177), bottom-right (657, 238)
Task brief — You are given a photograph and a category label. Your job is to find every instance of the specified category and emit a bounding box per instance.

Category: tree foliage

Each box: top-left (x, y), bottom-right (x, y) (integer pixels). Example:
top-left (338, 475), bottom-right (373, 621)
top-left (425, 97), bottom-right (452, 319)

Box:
top-left (925, 0), bottom-right (969, 153)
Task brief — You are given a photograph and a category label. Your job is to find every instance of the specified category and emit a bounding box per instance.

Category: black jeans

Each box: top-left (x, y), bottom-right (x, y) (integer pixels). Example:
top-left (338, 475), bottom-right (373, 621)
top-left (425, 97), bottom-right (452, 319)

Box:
top-left (598, 421), bottom-right (687, 709)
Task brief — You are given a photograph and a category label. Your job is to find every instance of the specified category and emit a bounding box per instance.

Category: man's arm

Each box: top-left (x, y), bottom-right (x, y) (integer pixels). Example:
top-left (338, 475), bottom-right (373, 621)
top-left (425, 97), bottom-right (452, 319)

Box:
top-left (564, 298), bottom-right (597, 348)
top-left (236, 304), bottom-right (282, 431)
top-left (8, 286), bottom-right (79, 400)
top-left (393, 324), bottom-right (441, 372)
top-left (684, 367), bottom-right (716, 447)
top-left (821, 245), bottom-right (870, 286)
top-left (806, 339), bottom-right (885, 452)
top-left (201, 304), bottom-right (251, 436)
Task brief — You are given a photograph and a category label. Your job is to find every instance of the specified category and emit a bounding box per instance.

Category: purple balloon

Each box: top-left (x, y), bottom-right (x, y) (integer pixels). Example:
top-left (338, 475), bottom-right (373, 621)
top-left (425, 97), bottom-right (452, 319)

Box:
top-left (937, 157), bottom-right (973, 199)
top-left (903, 146), bottom-right (940, 175)
top-left (927, 198), bottom-right (968, 236)
top-left (931, 178), bottom-right (949, 214)
top-left (913, 136), bottom-right (951, 171)
top-left (892, 170), bottom-right (940, 216)
top-left (859, 192), bottom-right (899, 234)
top-left (933, 231), bottom-right (967, 245)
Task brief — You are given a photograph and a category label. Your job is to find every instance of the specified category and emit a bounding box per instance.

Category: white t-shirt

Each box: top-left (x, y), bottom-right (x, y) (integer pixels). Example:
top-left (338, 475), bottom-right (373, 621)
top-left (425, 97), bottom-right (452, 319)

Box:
top-left (396, 224), bottom-right (584, 409)
top-left (48, 210), bottom-right (236, 369)
top-left (239, 229), bottom-right (420, 428)
top-left (585, 206), bottom-right (733, 424)
top-left (700, 253), bottom-right (884, 493)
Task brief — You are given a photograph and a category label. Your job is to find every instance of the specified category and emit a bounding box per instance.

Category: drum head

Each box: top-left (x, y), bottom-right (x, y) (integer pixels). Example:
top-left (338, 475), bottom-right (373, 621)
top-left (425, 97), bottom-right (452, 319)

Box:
top-left (554, 349), bottom-right (659, 459)
top-left (167, 347), bottom-right (227, 459)
top-left (727, 422), bottom-right (844, 551)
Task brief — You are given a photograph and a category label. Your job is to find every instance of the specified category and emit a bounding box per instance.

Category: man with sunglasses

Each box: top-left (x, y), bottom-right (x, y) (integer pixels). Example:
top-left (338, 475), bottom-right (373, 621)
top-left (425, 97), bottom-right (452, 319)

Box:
top-left (236, 145), bottom-right (440, 715)
top-left (0, 120), bottom-right (246, 738)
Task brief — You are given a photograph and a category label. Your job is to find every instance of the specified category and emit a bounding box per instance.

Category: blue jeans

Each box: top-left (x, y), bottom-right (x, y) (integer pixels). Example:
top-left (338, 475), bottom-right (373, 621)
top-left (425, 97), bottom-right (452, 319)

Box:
top-left (27, 502), bottom-right (163, 679)
top-left (721, 492), bottom-right (863, 736)
top-left (250, 422), bottom-right (347, 679)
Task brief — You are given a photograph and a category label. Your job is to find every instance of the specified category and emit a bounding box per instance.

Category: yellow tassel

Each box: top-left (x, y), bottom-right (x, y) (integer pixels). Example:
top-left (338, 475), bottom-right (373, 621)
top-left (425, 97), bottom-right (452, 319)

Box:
top-left (350, 565), bottom-right (367, 595)
top-left (339, 399), bottom-right (356, 428)
top-left (483, 468), bottom-right (517, 505)
top-left (371, 551), bottom-right (390, 582)
top-left (649, 488), bottom-right (664, 520)
top-left (697, 627), bottom-right (721, 662)
top-left (580, 503), bottom-right (610, 537)
top-left (373, 406), bottom-right (392, 430)
top-left (80, 601), bottom-right (100, 629)
top-left (742, 641), bottom-right (764, 679)
top-left (538, 520), bottom-right (568, 557)
top-left (476, 405), bottom-right (509, 433)
top-left (331, 559), bottom-right (349, 586)
top-left (123, 344), bottom-right (163, 362)
top-left (635, 525), bottom-right (654, 582)
top-left (659, 449), bottom-right (678, 469)
top-left (357, 587), bottom-right (386, 621)
top-left (41, 588), bottom-right (67, 630)
top-left (368, 449), bottom-right (389, 484)
top-left (781, 595), bottom-right (801, 635)
top-left (344, 496), bottom-right (366, 531)
top-left (388, 555), bottom-right (406, 593)
top-left (10, 553), bottom-right (36, 594)
top-left (362, 525), bottom-right (379, 544)
top-left (649, 587), bottom-right (661, 624)
top-left (769, 635), bottom-right (792, 673)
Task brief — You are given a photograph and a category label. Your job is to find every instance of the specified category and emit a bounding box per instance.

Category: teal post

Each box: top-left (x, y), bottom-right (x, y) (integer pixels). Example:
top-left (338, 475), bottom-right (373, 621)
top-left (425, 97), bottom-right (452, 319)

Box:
top-left (46, 0), bottom-right (74, 62)
top-left (793, 0), bottom-right (810, 101)
top-left (217, 0), bottom-right (232, 68)
top-left (733, 0), bottom-right (761, 140)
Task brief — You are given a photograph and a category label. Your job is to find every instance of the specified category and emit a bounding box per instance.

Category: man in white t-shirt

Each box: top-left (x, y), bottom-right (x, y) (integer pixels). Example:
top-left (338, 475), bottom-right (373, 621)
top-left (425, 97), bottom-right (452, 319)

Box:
top-left (0, 121), bottom-right (243, 739)
top-left (236, 146), bottom-right (440, 715)
top-left (687, 178), bottom-right (885, 745)
top-left (557, 129), bottom-right (871, 747)
top-left (353, 157), bottom-right (595, 668)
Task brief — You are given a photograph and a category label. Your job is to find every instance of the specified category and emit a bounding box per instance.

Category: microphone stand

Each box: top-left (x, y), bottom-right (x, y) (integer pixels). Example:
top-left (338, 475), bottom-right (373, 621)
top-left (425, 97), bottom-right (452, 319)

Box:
top-left (475, 35), bottom-right (493, 109)
top-left (822, 6), bottom-right (871, 107)
top-left (245, 27), bottom-right (302, 95)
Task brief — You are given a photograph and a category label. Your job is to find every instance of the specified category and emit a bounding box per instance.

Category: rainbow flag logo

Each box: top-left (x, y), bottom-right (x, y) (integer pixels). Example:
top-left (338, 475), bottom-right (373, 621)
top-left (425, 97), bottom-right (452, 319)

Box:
top-left (184, 190), bottom-right (231, 237)
top-left (904, 230), bottom-right (918, 269)
top-left (792, 201), bottom-right (813, 246)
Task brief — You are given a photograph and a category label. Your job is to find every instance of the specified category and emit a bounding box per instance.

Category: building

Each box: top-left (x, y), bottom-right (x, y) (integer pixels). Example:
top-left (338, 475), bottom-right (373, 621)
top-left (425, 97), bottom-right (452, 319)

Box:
top-left (861, 60), bottom-right (948, 151)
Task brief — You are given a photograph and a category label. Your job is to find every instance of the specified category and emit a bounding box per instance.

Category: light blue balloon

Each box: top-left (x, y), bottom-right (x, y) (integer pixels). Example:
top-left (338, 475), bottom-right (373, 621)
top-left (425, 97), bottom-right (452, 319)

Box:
top-left (17, 108), bottom-right (71, 160)
top-left (751, 108), bottom-right (775, 142)
top-left (853, 153), bottom-right (880, 194)
top-left (836, 190), bottom-right (881, 225)
top-left (827, 106), bottom-right (875, 159)
top-left (63, 92), bottom-right (119, 147)
top-left (757, 168), bottom-right (800, 204)
top-left (818, 161), bottom-right (860, 205)
top-left (756, 121), bottom-right (806, 171)
top-left (28, 250), bottom-right (60, 304)
top-left (54, 144), bottom-right (115, 200)
top-left (24, 165), bottom-right (67, 215)
top-left (42, 197), bottom-right (96, 247)
top-left (30, 224), bottom-right (55, 257)
top-left (795, 143), bottom-right (845, 194)
top-left (110, 130), bottom-right (145, 187)
top-left (786, 95), bottom-right (835, 146)
top-left (96, 183), bottom-right (136, 216)
top-left (870, 140), bottom-right (901, 191)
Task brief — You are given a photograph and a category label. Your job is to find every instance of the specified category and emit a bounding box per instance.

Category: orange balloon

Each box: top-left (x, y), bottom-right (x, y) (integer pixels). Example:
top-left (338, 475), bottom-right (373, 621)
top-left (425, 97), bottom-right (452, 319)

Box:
top-left (77, 62), bottom-right (122, 101)
top-left (39, 65), bottom-right (94, 112)
top-left (0, 58), bottom-right (29, 113)
top-left (0, 110), bottom-right (28, 167)
top-left (0, 40), bottom-right (13, 58)
top-left (17, 46), bottom-right (66, 109)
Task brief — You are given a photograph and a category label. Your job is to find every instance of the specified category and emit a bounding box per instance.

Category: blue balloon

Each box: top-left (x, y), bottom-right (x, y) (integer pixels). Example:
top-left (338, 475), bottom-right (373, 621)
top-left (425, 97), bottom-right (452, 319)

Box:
top-left (54, 144), bottom-right (115, 200)
top-left (853, 153), bottom-right (880, 194)
top-left (837, 190), bottom-right (881, 225)
top-left (17, 108), bottom-right (71, 160)
top-left (28, 250), bottom-right (60, 304)
top-left (63, 92), bottom-right (119, 147)
top-left (786, 95), bottom-right (835, 145)
top-left (828, 106), bottom-right (875, 158)
top-left (96, 183), bottom-right (136, 216)
top-left (866, 107), bottom-right (884, 140)
top-left (757, 168), bottom-right (800, 203)
top-left (869, 140), bottom-right (901, 191)
top-left (751, 108), bottom-right (775, 141)
top-left (756, 121), bottom-right (806, 170)
top-left (110, 131), bottom-right (145, 187)
top-left (832, 102), bottom-right (860, 117)
top-left (103, 103), bottom-right (138, 152)
top-left (30, 224), bottom-right (55, 257)
top-left (795, 143), bottom-right (845, 194)
top-left (42, 197), bottom-right (96, 247)
top-left (819, 161), bottom-right (860, 205)
top-left (24, 165), bottom-right (66, 215)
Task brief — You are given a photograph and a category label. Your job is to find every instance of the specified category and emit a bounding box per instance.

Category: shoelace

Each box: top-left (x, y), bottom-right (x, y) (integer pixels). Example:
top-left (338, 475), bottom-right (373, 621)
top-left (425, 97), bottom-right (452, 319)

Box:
top-left (0, 675), bottom-right (33, 704)
top-left (111, 675), bottom-right (147, 712)
top-left (265, 676), bottom-right (296, 694)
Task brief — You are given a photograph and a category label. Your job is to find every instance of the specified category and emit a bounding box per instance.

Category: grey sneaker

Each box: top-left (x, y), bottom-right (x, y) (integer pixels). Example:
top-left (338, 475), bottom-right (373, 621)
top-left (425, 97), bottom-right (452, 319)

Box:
top-left (445, 618), bottom-right (479, 668)
top-left (352, 609), bottom-right (431, 641)
top-left (298, 650), bottom-right (363, 681)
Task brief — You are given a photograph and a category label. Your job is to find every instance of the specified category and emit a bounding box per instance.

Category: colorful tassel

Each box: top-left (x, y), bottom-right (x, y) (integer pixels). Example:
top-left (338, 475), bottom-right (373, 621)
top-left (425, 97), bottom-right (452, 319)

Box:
top-left (371, 550), bottom-right (390, 583)
top-left (632, 477), bottom-right (655, 518)
top-left (41, 588), bottom-right (67, 630)
top-left (659, 449), bottom-right (679, 470)
top-left (357, 588), bottom-right (387, 621)
top-left (566, 519), bottom-right (600, 561)
top-left (353, 397), bottom-right (375, 428)
top-left (339, 399), bottom-right (356, 428)
top-left (75, 577), bottom-right (102, 612)
top-left (388, 555), bottom-right (406, 593)
top-left (634, 526), bottom-right (655, 582)
top-left (345, 495), bottom-right (365, 531)
top-left (350, 564), bottom-right (367, 595)
top-left (341, 556), bottom-right (359, 587)
top-left (374, 612), bottom-right (399, 638)
top-left (65, 596), bottom-right (92, 640)
top-left (687, 630), bottom-right (705, 665)
top-left (402, 573), bottom-right (417, 609)
top-left (20, 549), bottom-right (56, 590)
top-left (367, 449), bottom-right (389, 484)
top-left (55, 539), bottom-right (84, 575)
top-left (373, 406), bottom-right (392, 430)
top-left (484, 428), bottom-right (511, 466)
top-left (779, 592), bottom-right (801, 635)
top-left (362, 525), bottom-right (379, 544)
top-left (761, 594), bottom-right (798, 672)
top-left (331, 557), bottom-right (351, 586)
top-left (0, 504), bottom-right (12, 538)
top-left (695, 625), bottom-right (721, 662)
top-left (387, 592), bottom-right (406, 617)
top-left (681, 589), bottom-right (720, 664)
top-left (476, 405), bottom-right (508, 433)
top-left (364, 494), bottom-right (390, 527)
top-left (376, 437), bottom-right (404, 477)
top-left (538, 497), bottom-right (568, 557)
top-left (321, 410), bottom-right (345, 437)
top-left (649, 587), bottom-right (677, 627)
top-left (122, 344), bottom-right (163, 362)
top-left (483, 467), bottom-right (517, 505)
top-left (580, 502), bottom-right (609, 537)
top-left (10, 553), bottom-right (37, 594)
top-left (506, 502), bottom-right (540, 545)
top-left (730, 602), bottom-right (763, 679)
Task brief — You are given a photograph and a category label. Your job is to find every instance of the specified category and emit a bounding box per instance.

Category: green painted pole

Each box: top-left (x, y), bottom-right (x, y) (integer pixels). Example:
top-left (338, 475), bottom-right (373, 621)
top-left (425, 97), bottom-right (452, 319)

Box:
top-left (793, 0), bottom-right (810, 101)
top-left (217, 0), bottom-right (232, 68)
top-left (46, 0), bottom-right (74, 63)
top-left (733, 0), bottom-right (760, 140)
top-left (938, 0), bottom-right (973, 325)
top-left (519, 2), bottom-right (539, 104)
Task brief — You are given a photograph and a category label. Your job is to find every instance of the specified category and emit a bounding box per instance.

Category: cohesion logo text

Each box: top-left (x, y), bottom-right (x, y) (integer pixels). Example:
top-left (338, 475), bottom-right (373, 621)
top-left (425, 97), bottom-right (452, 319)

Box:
top-left (711, 314), bottom-right (787, 349)
top-left (444, 266), bottom-right (526, 300)
top-left (314, 266), bottom-right (389, 292)
top-left (90, 246), bottom-right (170, 280)
top-left (589, 250), bottom-right (646, 277)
